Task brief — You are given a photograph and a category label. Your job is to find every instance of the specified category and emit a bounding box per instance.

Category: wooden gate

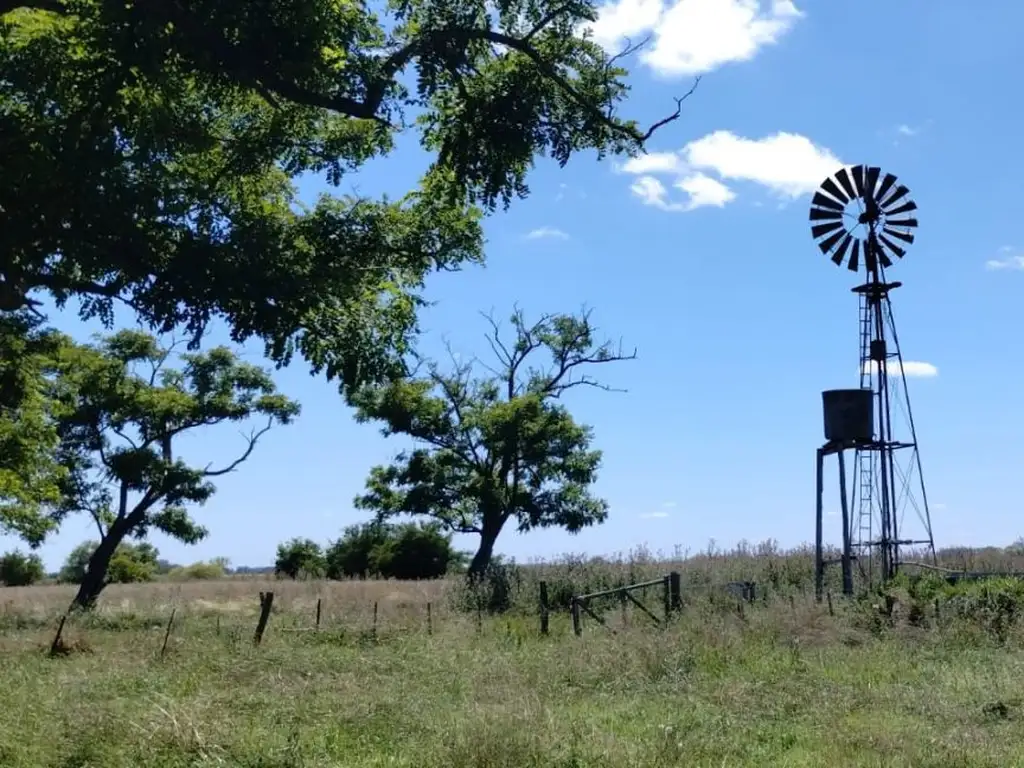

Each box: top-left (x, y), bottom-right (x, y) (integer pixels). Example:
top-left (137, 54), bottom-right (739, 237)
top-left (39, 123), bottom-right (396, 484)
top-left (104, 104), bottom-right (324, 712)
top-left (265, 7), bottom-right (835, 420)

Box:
top-left (570, 572), bottom-right (681, 636)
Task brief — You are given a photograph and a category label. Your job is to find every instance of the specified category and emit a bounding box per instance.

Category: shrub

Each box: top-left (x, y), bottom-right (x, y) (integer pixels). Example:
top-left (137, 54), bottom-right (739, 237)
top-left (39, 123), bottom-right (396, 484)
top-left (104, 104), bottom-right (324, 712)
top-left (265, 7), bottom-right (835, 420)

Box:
top-left (167, 559), bottom-right (228, 581)
top-left (275, 538), bottom-right (326, 580)
top-left (58, 541), bottom-right (159, 584)
top-left (0, 550), bottom-right (45, 586)
top-left (326, 521), bottom-right (466, 580)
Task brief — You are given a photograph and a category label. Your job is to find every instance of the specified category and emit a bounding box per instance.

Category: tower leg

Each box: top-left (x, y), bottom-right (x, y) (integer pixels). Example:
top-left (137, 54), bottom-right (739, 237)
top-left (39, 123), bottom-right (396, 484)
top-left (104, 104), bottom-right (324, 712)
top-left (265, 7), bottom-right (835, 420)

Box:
top-left (838, 449), bottom-right (854, 596)
top-left (815, 447), bottom-right (825, 602)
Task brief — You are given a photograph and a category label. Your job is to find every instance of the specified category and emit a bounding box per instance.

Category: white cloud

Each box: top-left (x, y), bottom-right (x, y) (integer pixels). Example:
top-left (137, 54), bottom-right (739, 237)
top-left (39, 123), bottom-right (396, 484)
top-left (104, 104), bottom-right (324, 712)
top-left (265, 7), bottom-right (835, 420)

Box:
top-left (683, 131), bottom-right (843, 197)
top-left (986, 249), bottom-right (1024, 271)
top-left (589, 0), bottom-right (802, 78)
top-left (661, 501), bottom-right (678, 509)
top-left (674, 172), bottom-right (736, 208)
top-left (640, 511), bottom-right (670, 519)
top-left (896, 124), bottom-right (917, 137)
top-left (860, 360), bottom-right (939, 378)
top-left (619, 130), bottom-right (841, 210)
top-left (620, 151), bottom-right (686, 175)
top-left (525, 226), bottom-right (569, 240)
top-left (629, 173), bottom-right (733, 211)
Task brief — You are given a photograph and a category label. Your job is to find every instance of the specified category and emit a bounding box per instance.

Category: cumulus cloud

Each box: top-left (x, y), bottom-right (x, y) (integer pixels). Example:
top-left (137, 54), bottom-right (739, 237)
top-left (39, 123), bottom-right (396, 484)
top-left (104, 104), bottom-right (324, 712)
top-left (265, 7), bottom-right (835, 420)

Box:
top-left (986, 247), bottom-right (1024, 271)
top-left (619, 131), bottom-right (842, 211)
top-left (860, 360), bottom-right (939, 378)
top-left (525, 226), bottom-right (569, 240)
top-left (588, 0), bottom-right (802, 78)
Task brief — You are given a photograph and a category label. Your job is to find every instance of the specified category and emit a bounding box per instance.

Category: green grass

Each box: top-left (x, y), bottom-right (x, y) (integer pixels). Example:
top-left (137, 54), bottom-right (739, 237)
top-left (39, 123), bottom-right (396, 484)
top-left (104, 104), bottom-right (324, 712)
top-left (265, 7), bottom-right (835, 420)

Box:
top-left (3, 574), bottom-right (1024, 767)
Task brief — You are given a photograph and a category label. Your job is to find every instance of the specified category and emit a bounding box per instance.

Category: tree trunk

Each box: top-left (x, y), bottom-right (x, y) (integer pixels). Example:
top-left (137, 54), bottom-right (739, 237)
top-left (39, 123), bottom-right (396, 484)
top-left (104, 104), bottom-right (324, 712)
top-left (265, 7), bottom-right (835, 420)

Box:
top-left (467, 527), bottom-right (500, 582)
top-left (68, 520), bottom-right (129, 612)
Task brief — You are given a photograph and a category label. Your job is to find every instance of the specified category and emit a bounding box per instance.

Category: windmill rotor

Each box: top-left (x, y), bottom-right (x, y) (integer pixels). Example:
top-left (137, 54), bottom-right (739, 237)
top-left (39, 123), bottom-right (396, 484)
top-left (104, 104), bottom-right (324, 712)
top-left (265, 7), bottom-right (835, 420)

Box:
top-left (809, 165), bottom-right (918, 272)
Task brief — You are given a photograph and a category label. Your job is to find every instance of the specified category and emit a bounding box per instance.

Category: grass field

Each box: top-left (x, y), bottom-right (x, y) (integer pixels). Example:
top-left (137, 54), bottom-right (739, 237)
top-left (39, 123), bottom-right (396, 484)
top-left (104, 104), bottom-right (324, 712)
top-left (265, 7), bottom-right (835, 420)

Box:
top-left (3, 548), bottom-right (1024, 767)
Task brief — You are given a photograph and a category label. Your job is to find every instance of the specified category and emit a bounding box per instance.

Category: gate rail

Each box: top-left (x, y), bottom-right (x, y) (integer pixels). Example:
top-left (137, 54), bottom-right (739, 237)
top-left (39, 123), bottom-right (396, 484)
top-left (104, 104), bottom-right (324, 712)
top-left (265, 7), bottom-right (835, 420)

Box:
top-left (570, 572), bottom-right (681, 636)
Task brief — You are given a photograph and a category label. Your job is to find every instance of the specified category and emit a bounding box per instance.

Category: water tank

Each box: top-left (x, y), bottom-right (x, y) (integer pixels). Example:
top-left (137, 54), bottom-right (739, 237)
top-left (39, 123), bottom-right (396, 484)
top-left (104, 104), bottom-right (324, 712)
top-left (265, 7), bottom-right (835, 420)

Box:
top-left (821, 389), bottom-right (873, 443)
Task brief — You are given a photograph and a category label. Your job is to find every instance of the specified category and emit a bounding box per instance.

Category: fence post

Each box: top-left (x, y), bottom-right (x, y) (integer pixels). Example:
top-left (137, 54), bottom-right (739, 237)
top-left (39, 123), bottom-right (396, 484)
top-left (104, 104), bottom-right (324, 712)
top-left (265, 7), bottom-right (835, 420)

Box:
top-left (253, 591), bottom-right (274, 646)
top-left (160, 608), bottom-right (176, 659)
top-left (662, 575), bottom-right (671, 622)
top-left (427, 601), bottom-right (433, 635)
top-left (315, 598), bottom-right (322, 631)
top-left (669, 571), bottom-right (682, 612)
top-left (571, 597), bottom-right (582, 637)
top-left (539, 581), bottom-right (549, 636)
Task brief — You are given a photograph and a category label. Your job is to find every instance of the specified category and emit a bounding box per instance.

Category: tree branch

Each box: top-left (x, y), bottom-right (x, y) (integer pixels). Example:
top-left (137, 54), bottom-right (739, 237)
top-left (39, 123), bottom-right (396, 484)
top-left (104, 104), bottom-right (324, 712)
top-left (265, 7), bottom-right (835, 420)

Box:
top-left (202, 419), bottom-right (273, 476)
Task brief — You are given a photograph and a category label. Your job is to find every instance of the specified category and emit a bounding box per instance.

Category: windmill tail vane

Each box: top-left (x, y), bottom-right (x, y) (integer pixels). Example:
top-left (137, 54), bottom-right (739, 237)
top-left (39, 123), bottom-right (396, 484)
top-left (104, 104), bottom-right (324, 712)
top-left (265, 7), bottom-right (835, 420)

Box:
top-left (809, 165), bottom-right (919, 274)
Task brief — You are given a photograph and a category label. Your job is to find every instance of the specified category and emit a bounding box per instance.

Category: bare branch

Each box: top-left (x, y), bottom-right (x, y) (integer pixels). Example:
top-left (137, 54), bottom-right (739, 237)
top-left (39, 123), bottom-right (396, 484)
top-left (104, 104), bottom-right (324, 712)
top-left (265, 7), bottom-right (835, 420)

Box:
top-left (202, 419), bottom-right (274, 476)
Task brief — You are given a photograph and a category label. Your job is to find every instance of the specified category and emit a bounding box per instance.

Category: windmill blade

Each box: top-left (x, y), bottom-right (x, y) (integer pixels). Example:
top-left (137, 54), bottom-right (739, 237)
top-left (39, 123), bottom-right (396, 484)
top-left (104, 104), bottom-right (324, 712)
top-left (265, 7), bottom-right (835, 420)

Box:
top-left (811, 220), bottom-right (845, 239)
top-left (817, 228), bottom-right (847, 255)
top-left (878, 234), bottom-right (907, 259)
top-left (878, 245), bottom-right (893, 267)
top-left (848, 239), bottom-right (860, 272)
top-left (831, 233), bottom-right (853, 266)
top-left (875, 173), bottom-right (898, 203)
top-left (865, 167), bottom-right (881, 199)
top-left (885, 218), bottom-right (918, 229)
top-left (884, 200), bottom-right (917, 216)
top-left (820, 177), bottom-right (850, 205)
top-left (883, 227), bottom-right (915, 245)
top-left (835, 167), bottom-right (857, 200)
top-left (880, 184), bottom-right (909, 208)
top-left (810, 207), bottom-right (844, 221)
top-left (851, 165), bottom-right (866, 198)
top-left (811, 191), bottom-right (845, 212)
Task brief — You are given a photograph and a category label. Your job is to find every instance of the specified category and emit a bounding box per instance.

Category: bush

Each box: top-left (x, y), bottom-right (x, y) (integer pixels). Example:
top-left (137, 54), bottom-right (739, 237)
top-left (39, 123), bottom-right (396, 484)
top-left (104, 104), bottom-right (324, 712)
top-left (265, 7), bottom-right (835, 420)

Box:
top-left (275, 538), bottom-right (326, 580)
top-left (0, 550), bottom-right (45, 586)
top-left (58, 541), bottom-right (159, 584)
top-left (167, 559), bottom-right (228, 581)
top-left (326, 521), bottom-right (466, 580)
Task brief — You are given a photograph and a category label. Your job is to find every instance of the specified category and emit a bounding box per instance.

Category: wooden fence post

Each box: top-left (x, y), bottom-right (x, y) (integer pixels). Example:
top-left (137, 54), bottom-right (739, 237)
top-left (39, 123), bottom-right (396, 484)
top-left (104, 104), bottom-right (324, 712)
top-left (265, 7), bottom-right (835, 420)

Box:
top-left (662, 576), bottom-right (671, 622)
top-left (669, 571), bottom-right (682, 612)
top-left (426, 602), bottom-right (433, 635)
top-left (539, 581), bottom-right (549, 636)
top-left (315, 598), bottom-right (322, 631)
top-left (160, 608), bottom-right (177, 659)
top-left (372, 601), bottom-right (378, 641)
top-left (571, 597), bottom-right (582, 637)
top-left (253, 591), bottom-right (274, 646)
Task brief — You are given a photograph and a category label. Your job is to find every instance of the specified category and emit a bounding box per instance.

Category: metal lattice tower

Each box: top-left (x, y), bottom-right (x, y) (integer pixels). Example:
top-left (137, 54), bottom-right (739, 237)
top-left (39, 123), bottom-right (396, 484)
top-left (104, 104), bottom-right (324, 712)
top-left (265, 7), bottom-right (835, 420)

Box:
top-left (810, 165), bottom-right (937, 585)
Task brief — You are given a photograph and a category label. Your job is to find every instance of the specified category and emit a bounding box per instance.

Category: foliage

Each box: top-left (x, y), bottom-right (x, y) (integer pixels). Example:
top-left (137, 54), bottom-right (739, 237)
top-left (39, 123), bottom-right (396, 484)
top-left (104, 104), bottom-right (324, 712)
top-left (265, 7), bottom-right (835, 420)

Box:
top-left (167, 558), bottom-right (230, 581)
top-left (325, 520), bottom-right (465, 580)
top-left (58, 540), bottom-right (159, 584)
top-left (0, 313), bottom-right (75, 544)
top-left (34, 330), bottom-right (298, 608)
top-left (275, 537), bottom-right (327, 580)
top-left (0, 549), bottom-right (45, 586)
top-left (351, 308), bottom-right (634, 576)
top-left (0, 0), bottom-right (692, 400)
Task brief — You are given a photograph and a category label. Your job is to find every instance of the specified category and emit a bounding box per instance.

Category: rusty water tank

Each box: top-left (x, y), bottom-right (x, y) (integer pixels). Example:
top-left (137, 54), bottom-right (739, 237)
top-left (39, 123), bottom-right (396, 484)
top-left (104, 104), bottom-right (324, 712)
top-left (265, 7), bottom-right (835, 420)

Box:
top-left (821, 389), bottom-right (873, 443)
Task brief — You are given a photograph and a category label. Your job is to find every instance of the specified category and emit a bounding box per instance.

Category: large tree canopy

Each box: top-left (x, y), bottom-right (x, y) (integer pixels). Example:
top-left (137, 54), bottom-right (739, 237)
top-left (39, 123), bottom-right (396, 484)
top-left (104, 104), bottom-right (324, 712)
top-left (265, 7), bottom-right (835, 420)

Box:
top-left (351, 308), bottom-right (633, 577)
top-left (0, 0), bottom-right (694, 393)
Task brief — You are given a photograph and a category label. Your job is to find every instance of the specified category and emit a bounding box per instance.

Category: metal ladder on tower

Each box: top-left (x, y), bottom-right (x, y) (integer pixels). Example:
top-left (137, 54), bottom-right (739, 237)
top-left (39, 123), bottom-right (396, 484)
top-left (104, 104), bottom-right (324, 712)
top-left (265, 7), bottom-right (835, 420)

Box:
top-left (854, 291), bottom-right (876, 575)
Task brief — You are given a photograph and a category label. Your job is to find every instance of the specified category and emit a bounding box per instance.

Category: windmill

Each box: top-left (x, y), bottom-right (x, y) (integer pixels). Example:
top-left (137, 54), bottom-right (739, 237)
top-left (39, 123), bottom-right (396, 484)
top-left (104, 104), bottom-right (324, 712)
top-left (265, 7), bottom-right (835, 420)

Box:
top-left (809, 165), bottom-right (937, 598)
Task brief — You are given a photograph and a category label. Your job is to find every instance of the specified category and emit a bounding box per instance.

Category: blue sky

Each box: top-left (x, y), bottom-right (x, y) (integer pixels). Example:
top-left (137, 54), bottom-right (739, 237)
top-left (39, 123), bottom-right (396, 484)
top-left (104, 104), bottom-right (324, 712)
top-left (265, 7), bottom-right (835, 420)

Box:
top-left (8, 0), bottom-right (1024, 570)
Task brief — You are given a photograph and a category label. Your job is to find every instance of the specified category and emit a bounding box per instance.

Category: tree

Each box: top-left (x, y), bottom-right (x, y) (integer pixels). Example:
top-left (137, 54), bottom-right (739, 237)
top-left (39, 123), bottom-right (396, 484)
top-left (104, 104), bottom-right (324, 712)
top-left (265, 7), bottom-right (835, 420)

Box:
top-left (43, 330), bottom-right (299, 610)
top-left (274, 537), bottom-right (326, 580)
top-left (325, 520), bottom-right (465, 580)
top-left (325, 521), bottom-right (392, 580)
top-left (0, 0), bottom-right (696, 402)
top-left (0, 313), bottom-right (72, 544)
top-left (58, 540), bottom-right (160, 584)
top-left (351, 308), bottom-right (633, 578)
top-left (0, 549), bottom-right (45, 586)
